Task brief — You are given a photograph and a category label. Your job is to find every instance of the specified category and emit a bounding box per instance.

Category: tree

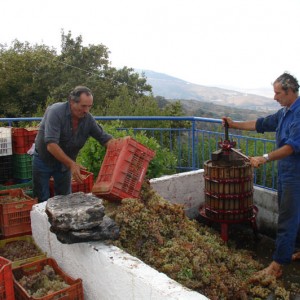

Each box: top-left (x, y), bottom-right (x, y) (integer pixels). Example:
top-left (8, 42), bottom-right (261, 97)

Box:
top-left (50, 30), bottom-right (111, 102)
top-left (0, 31), bottom-right (154, 118)
top-left (97, 66), bottom-right (153, 115)
top-left (0, 41), bottom-right (58, 116)
top-left (52, 31), bottom-right (153, 114)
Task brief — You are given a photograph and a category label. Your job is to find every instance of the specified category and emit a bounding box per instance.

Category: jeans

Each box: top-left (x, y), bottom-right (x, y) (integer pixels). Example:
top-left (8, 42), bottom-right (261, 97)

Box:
top-left (32, 152), bottom-right (71, 203)
top-left (273, 179), bottom-right (300, 264)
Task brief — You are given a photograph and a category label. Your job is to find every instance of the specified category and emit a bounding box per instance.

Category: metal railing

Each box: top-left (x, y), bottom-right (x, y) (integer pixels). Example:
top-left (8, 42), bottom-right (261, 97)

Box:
top-left (0, 116), bottom-right (277, 190)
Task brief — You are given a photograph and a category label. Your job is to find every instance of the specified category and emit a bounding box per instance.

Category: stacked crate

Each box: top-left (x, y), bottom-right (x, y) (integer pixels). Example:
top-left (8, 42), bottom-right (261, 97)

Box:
top-left (0, 256), bottom-right (15, 299)
top-left (12, 128), bottom-right (38, 184)
top-left (0, 188), bottom-right (37, 239)
top-left (0, 235), bottom-right (46, 268)
top-left (13, 258), bottom-right (84, 300)
top-left (0, 128), bottom-right (13, 185)
top-left (0, 128), bottom-right (84, 299)
top-left (2, 125), bottom-right (95, 199)
top-left (0, 127), bottom-right (39, 196)
top-left (0, 187), bottom-right (84, 299)
top-left (0, 238), bottom-right (84, 300)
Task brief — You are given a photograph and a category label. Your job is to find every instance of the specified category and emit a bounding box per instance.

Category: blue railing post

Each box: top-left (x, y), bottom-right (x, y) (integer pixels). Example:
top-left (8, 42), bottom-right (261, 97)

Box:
top-left (191, 120), bottom-right (196, 170)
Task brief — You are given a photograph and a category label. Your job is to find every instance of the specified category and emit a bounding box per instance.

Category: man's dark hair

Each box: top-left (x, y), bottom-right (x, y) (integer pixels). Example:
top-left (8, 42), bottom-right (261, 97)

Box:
top-left (69, 86), bottom-right (93, 103)
top-left (274, 72), bottom-right (299, 93)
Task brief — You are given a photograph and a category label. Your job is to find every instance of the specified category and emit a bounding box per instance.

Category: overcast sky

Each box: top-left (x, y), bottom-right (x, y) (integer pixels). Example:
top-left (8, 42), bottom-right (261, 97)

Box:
top-left (2, 0), bottom-right (300, 96)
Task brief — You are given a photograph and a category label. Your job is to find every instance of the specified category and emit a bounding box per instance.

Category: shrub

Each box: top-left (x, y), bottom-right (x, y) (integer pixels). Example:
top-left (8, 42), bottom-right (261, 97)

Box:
top-left (77, 121), bottom-right (177, 180)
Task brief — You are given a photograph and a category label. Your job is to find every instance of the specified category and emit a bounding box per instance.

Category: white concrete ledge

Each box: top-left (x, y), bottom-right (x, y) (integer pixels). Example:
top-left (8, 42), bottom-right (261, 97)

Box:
top-left (31, 202), bottom-right (207, 300)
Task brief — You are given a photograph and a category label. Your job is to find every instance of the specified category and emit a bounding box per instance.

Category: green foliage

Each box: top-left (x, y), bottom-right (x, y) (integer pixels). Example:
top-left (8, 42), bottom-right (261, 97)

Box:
top-left (0, 31), bottom-right (155, 118)
top-left (104, 85), bottom-right (160, 118)
top-left (130, 130), bottom-right (178, 178)
top-left (77, 121), bottom-right (177, 179)
top-left (0, 41), bottom-right (59, 116)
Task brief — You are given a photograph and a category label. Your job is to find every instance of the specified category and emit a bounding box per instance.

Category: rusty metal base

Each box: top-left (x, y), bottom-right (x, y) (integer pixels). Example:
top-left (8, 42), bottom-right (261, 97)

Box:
top-left (199, 205), bottom-right (258, 242)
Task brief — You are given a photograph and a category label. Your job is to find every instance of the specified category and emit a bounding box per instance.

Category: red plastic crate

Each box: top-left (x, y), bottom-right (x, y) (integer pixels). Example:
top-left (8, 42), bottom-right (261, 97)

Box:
top-left (92, 136), bottom-right (155, 201)
top-left (13, 257), bottom-right (84, 300)
top-left (49, 170), bottom-right (94, 197)
top-left (12, 128), bottom-right (38, 154)
top-left (71, 170), bottom-right (94, 193)
top-left (0, 189), bottom-right (37, 238)
top-left (0, 256), bottom-right (15, 300)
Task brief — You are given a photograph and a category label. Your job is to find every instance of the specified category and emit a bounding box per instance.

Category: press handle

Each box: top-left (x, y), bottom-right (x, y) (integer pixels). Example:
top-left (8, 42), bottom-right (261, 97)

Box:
top-left (224, 120), bottom-right (229, 141)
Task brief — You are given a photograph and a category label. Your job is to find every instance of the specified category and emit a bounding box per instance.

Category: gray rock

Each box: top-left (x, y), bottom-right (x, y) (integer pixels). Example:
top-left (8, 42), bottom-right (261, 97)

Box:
top-left (46, 192), bottom-right (105, 231)
top-left (45, 192), bottom-right (120, 244)
top-left (50, 216), bottom-right (120, 244)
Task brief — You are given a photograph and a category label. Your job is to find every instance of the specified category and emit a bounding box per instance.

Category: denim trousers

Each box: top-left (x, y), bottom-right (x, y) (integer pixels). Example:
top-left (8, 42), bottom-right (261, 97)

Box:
top-left (32, 152), bottom-right (71, 203)
top-left (274, 178), bottom-right (300, 264)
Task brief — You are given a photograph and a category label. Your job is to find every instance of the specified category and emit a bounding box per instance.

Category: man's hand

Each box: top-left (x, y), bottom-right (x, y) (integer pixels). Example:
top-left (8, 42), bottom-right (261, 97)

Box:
top-left (221, 117), bottom-right (234, 128)
top-left (249, 156), bottom-right (267, 168)
top-left (70, 162), bottom-right (87, 183)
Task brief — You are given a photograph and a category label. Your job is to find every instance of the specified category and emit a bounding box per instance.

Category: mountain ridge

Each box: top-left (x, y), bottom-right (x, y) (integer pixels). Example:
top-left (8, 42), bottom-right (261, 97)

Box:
top-left (137, 69), bottom-right (278, 112)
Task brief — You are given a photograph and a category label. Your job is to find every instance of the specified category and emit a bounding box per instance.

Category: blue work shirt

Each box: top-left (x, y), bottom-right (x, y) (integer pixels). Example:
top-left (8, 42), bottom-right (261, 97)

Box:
top-left (256, 97), bottom-right (300, 181)
top-left (35, 101), bottom-right (112, 170)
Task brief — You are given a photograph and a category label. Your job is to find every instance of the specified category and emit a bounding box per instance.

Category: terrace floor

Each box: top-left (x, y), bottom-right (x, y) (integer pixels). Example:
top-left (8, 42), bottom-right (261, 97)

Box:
top-left (197, 217), bottom-right (300, 299)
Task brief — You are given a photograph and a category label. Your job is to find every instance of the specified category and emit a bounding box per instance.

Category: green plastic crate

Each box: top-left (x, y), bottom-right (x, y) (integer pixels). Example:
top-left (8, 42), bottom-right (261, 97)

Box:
top-left (12, 154), bottom-right (32, 180)
top-left (0, 180), bottom-right (32, 191)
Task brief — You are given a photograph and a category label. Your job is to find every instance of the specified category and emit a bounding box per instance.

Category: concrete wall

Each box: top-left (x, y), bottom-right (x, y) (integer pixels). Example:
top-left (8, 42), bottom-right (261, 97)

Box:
top-left (31, 169), bottom-right (278, 300)
top-left (150, 169), bottom-right (278, 237)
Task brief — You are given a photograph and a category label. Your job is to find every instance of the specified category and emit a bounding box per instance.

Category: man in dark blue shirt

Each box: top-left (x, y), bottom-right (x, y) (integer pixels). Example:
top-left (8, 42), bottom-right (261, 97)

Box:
top-left (33, 86), bottom-right (113, 203)
top-left (223, 72), bottom-right (300, 278)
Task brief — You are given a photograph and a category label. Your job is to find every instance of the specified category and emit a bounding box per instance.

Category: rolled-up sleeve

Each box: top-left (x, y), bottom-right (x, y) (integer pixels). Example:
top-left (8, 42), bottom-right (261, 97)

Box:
top-left (256, 110), bottom-right (282, 133)
top-left (44, 106), bottom-right (62, 144)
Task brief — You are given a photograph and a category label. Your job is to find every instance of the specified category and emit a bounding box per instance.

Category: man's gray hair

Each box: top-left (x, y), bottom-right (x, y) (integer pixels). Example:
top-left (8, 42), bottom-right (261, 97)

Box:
top-left (68, 86), bottom-right (93, 103)
top-left (274, 72), bottom-right (299, 93)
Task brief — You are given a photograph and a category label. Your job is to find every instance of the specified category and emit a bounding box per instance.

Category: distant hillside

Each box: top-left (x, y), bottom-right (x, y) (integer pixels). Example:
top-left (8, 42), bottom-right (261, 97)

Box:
top-left (137, 69), bottom-right (278, 112)
top-left (167, 99), bottom-right (270, 121)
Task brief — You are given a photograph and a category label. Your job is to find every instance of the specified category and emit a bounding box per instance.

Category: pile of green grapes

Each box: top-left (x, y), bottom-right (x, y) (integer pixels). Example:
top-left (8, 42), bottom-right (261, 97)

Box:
top-left (105, 183), bottom-right (297, 300)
